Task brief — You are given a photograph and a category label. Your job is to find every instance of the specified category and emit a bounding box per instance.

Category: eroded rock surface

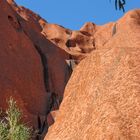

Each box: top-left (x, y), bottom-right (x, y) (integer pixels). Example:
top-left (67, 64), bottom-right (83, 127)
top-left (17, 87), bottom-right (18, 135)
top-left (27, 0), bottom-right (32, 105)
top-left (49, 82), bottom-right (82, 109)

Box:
top-left (0, 0), bottom-right (48, 130)
top-left (45, 47), bottom-right (140, 140)
top-left (0, 0), bottom-right (70, 138)
top-left (1, 1), bottom-right (140, 140)
top-left (45, 10), bottom-right (140, 140)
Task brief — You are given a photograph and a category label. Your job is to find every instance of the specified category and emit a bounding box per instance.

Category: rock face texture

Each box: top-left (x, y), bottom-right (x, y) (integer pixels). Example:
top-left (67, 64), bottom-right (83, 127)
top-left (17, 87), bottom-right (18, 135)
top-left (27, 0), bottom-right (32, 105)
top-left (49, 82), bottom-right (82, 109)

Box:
top-left (0, 0), bottom-right (71, 138)
top-left (1, 0), bottom-right (97, 138)
top-left (0, 0), bottom-right (49, 136)
top-left (46, 47), bottom-right (140, 140)
top-left (45, 10), bottom-right (140, 140)
top-left (1, 0), bottom-right (140, 140)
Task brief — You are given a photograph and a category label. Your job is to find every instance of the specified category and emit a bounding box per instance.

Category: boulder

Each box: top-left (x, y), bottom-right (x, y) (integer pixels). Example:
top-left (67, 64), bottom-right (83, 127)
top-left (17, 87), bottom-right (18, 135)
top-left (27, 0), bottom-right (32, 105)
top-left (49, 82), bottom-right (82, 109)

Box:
top-left (45, 46), bottom-right (140, 140)
top-left (45, 9), bottom-right (140, 140)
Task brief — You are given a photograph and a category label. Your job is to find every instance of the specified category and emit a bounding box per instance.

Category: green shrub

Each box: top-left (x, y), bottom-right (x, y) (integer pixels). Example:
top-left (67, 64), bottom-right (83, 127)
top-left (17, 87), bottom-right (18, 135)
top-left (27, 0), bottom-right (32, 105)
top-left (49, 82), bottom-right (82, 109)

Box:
top-left (0, 120), bottom-right (8, 140)
top-left (0, 97), bottom-right (31, 140)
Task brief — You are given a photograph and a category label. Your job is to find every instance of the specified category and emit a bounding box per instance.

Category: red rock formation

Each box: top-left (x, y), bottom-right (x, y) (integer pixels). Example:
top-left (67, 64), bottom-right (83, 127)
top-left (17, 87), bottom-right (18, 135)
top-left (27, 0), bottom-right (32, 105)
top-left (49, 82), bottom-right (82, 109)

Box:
top-left (45, 10), bottom-right (140, 140)
top-left (1, 1), bottom-right (81, 138)
top-left (41, 22), bottom-right (97, 62)
top-left (0, 0), bottom-right (48, 130)
top-left (1, 0), bottom-right (140, 139)
top-left (1, 1), bottom-right (71, 138)
top-left (8, 0), bottom-right (71, 104)
top-left (46, 47), bottom-right (140, 140)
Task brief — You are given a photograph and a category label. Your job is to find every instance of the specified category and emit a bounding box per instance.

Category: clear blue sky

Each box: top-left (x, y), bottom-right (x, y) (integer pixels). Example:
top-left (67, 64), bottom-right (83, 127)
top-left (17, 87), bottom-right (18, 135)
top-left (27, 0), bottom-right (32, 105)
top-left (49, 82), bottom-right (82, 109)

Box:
top-left (15, 0), bottom-right (140, 30)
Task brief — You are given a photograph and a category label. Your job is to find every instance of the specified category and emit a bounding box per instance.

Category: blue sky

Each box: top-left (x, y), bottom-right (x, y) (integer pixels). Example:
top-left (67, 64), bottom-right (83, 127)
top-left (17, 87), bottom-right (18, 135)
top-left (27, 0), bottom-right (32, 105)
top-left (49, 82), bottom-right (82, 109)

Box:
top-left (15, 0), bottom-right (140, 30)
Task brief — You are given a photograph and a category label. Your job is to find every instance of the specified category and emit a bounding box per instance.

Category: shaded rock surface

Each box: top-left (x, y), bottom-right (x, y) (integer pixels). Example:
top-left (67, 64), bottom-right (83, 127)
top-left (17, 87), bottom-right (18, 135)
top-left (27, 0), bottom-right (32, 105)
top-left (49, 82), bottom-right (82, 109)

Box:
top-left (0, 0), bottom-right (48, 131)
top-left (1, 0), bottom-right (98, 136)
top-left (1, 0), bottom-right (71, 138)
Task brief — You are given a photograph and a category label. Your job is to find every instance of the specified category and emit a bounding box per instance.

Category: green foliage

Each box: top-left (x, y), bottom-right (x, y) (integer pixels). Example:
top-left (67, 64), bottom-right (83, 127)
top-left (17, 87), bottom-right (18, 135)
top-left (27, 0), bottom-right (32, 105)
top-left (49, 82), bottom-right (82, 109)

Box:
top-left (0, 120), bottom-right (8, 140)
top-left (0, 97), bottom-right (31, 140)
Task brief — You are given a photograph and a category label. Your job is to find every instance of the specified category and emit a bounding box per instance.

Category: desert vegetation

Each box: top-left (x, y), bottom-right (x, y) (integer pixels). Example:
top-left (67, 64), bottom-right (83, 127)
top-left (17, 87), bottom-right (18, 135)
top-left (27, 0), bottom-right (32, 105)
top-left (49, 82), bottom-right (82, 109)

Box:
top-left (0, 97), bottom-right (31, 140)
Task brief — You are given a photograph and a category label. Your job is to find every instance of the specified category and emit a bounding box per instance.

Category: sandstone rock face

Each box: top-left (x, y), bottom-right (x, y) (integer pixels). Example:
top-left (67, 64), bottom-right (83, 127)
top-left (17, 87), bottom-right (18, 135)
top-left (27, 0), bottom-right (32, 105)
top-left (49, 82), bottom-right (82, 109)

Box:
top-left (41, 22), bottom-right (100, 62)
top-left (0, 2), bottom-right (73, 136)
top-left (2, 1), bottom-right (78, 136)
top-left (45, 10), bottom-right (140, 140)
top-left (8, 0), bottom-right (72, 105)
top-left (46, 47), bottom-right (140, 140)
top-left (103, 10), bottom-right (140, 49)
top-left (0, 0), bottom-right (48, 129)
top-left (2, 0), bottom-right (140, 139)
top-left (1, 0), bottom-right (70, 134)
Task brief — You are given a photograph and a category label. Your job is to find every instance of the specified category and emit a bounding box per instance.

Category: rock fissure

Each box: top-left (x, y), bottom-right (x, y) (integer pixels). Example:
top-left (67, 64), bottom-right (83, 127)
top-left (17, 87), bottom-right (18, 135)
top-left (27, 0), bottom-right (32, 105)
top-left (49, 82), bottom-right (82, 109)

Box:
top-left (33, 45), bottom-right (50, 93)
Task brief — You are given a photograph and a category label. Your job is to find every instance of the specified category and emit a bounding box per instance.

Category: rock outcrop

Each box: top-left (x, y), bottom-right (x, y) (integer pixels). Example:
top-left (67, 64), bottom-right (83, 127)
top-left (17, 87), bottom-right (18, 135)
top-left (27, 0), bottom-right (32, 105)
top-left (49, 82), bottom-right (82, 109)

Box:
top-left (1, 0), bottom-right (97, 137)
top-left (46, 47), bottom-right (140, 140)
top-left (0, 0), bottom-right (71, 138)
top-left (0, 0), bottom-right (48, 131)
top-left (1, 0), bottom-right (140, 140)
top-left (45, 10), bottom-right (140, 140)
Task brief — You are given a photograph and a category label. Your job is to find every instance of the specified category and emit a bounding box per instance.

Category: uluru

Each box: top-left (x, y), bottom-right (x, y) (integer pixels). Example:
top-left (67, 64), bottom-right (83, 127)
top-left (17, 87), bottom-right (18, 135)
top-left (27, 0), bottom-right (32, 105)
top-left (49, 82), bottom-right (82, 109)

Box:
top-left (0, 0), bottom-right (140, 140)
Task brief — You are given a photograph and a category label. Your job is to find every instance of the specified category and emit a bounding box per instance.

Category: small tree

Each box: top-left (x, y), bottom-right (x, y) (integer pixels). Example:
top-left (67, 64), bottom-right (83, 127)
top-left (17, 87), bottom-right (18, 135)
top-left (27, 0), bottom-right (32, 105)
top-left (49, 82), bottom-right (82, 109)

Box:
top-left (0, 97), bottom-right (31, 140)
